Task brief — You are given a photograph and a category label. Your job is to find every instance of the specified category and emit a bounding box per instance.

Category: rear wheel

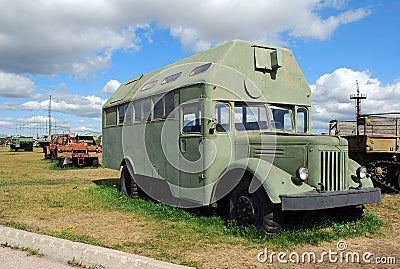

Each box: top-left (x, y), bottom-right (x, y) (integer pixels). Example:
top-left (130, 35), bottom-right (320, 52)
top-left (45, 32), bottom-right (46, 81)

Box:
top-left (120, 165), bottom-right (139, 198)
top-left (228, 178), bottom-right (283, 234)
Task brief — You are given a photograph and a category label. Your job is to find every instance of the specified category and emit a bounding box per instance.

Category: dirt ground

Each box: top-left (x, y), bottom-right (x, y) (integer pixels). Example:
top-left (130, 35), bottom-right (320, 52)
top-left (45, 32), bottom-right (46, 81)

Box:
top-left (0, 148), bottom-right (398, 268)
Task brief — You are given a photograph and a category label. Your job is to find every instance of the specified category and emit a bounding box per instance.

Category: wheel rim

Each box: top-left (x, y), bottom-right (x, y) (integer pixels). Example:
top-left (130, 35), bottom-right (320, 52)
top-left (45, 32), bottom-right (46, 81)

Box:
top-left (236, 195), bottom-right (258, 225)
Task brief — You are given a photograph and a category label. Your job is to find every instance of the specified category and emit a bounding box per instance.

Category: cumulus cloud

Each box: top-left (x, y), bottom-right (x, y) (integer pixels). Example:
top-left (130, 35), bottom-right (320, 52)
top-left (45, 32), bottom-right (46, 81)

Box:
top-left (0, 72), bottom-right (35, 98)
top-left (75, 126), bottom-right (94, 133)
top-left (20, 93), bottom-right (106, 119)
top-left (0, 0), bottom-right (370, 74)
top-left (101, 79), bottom-right (121, 94)
top-left (311, 68), bottom-right (400, 133)
top-left (16, 115), bottom-right (49, 123)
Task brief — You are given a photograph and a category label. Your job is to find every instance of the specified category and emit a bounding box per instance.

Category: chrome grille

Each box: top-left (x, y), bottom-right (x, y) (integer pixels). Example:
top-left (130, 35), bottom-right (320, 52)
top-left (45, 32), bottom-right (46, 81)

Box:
top-left (320, 151), bottom-right (346, 191)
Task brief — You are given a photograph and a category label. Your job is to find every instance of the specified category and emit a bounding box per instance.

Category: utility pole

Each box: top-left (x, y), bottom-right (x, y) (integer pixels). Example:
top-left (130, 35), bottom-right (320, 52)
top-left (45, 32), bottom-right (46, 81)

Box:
top-left (48, 95), bottom-right (52, 136)
top-left (350, 80), bottom-right (367, 136)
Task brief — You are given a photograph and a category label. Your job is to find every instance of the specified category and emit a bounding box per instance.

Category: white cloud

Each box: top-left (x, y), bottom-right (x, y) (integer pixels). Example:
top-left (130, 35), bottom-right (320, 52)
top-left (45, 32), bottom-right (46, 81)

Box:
top-left (101, 79), bottom-right (121, 94)
top-left (291, 8), bottom-right (370, 40)
top-left (0, 117), bottom-right (13, 126)
top-left (0, 1), bottom-right (370, 74)
top-left (20, 93), bottom-right (106, 119)
top-left (311, 68), bottom-right (400, 133)
top-left (16, 115), bottom-right (49, 123)
top-left (75, 126), bottom-right (93, 133)
top-left (0, 72), bottom-right (35, 98)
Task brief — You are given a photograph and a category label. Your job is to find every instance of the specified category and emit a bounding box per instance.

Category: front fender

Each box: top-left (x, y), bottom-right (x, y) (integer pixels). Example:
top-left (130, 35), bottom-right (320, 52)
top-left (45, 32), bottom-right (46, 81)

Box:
top-left (348, 158), bottom-right (374, 188)
top-left (222, 158), bottom-right (314, 204)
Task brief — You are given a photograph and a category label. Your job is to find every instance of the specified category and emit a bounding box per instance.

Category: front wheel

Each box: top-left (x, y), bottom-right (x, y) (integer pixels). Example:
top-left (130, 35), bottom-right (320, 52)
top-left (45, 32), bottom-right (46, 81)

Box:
top-left (228, 178), bottom-right (284, 234)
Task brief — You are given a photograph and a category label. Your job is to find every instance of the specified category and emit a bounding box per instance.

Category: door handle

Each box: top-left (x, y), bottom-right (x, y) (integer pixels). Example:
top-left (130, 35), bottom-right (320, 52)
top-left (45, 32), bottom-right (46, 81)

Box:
top-left (180, 139), bottom-right (187, 153)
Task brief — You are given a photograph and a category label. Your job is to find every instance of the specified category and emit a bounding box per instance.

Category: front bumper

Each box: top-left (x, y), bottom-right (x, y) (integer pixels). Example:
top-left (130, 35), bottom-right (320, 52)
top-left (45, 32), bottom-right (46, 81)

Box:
top-left (280, 187), bottom-right (381, 211)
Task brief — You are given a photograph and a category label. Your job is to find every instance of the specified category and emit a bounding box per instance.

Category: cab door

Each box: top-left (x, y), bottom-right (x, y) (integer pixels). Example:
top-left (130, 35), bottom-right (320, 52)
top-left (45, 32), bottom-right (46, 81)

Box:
top-left (178, 86), bottom-right (205, 202)
top-left (179, 100), bottom-right (204, 202)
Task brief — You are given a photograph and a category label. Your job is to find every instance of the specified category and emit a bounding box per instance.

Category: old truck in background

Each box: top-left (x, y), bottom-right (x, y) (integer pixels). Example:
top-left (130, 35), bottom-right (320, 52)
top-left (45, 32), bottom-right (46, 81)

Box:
top-left (330, 113), bottom-right (400, 192)
top-left (9, 136), bottom-right (34, 152)
top-left (44, 133), bottom-right (102, 167)
top-left (43, 134), bottom-right (69, 159)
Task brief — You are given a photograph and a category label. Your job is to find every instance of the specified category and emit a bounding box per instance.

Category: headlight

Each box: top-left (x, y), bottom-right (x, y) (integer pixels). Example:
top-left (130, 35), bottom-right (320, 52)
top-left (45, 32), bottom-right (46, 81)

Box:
top-left (356, 166), bottom-right (367, 179)
top-left (296, 167), bottom-right (309, 181)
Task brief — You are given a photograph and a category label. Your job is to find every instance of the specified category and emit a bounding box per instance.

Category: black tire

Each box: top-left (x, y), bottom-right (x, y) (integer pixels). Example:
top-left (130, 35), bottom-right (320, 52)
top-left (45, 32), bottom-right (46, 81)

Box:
top-left (58, 158), bottom-right (65, 168)
top-left (228, 177), bottom-right (284, 234)
top-left (120, 165), bottom-right (139, 198)
top-left (392, 171), bottom-right (400, 191)
top-left (92, 158), bottom-right (99, 167)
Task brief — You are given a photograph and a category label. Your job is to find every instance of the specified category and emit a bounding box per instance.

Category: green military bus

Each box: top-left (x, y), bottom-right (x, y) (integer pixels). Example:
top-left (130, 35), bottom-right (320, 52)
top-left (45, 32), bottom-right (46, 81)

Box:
top-left (102, 40), bottom-right (380, 233)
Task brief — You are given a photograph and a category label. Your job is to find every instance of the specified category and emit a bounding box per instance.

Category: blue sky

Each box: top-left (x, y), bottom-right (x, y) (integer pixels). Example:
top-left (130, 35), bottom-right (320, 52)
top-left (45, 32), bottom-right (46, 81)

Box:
top-left (0, 0), bottom-right (399, 136)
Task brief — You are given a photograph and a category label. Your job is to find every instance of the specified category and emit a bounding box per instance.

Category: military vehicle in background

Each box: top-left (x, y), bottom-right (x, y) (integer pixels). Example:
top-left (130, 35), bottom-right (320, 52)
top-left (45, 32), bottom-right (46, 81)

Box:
top-left (37, 135), bottom-right (52, 156)
top-left (44, 134), bottom-right (69, 159)
top-left (329, 82), bottom-right (400, 192)
top-left (102, 40), bottom-right (380, 233)
top-left (9, 136), bottom-right (34, 152)
top-left (46, 133), bottom-right (102, 167)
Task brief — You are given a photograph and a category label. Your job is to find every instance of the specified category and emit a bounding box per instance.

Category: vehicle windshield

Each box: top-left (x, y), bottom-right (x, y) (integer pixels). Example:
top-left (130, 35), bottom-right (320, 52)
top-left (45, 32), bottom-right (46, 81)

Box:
top-left (268, 105), bottom-right (293, 131)
top-left (234, 103), bottom-right (268, 131)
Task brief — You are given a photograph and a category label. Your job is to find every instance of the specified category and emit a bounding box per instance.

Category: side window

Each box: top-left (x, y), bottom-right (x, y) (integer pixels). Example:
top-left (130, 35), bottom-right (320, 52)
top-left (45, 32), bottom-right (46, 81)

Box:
top-left (269, 105), bottom-right (293, 131)
top-left (182, 103), bottom-right (202, 133)
top-left (118, 104), bottom-right (127, 124)
top-left (134, 100), bottom-right (141, 122)
top-left (215, 103), bottom-right (230, 132)
top-left (133, 98), bottom-right (151, 122)
top-left (153, 95), bottom-right (164, 119)
top-left (234, 103), bottom-right (268, 131)
top-left (297, 107), bottom-right (308, 133)
top-left (165, 91), bottom-right (175, 117)
top-left (104, 107), bottom-right (117, 127)
top-left (124, 103), bottom-right (133, 123)
top-left (133, 92), bottom-right (174, 123)
top-left (153, 92), bottom-right (175, 119)
top-left (142, 98), bottom-right (151, 121)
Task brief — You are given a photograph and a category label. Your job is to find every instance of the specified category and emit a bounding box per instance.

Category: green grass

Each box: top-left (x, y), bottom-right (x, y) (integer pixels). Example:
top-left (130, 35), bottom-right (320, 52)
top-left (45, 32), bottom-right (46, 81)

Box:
top-left (49, 226), bottom-right (104, 247)
top-left (1, 242), bottom-right (43, 257)
top-left (89, 185), bottom-right (384, 248)
top-left (267, 214), bottom-right (383, 248)
top-left (49, 162), bottom-right (102, 170)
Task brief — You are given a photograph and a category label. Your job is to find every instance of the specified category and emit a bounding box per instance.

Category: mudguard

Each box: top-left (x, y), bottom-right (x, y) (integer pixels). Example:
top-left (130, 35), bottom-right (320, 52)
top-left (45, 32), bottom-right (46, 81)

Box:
top-left (221, 158), bottom-right (314, 204)
top-left (348, 158), bottom-right (374, 188)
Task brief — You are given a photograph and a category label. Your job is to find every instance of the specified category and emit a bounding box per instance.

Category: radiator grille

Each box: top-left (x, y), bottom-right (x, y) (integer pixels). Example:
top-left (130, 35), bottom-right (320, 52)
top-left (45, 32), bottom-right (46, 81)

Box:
top-left (320, 151), bottom-right (346, 191)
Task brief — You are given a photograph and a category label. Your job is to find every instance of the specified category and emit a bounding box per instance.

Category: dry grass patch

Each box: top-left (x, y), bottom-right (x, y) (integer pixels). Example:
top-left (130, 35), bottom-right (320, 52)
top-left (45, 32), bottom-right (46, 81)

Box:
top-left (0, 147), bottom-right (397, 268)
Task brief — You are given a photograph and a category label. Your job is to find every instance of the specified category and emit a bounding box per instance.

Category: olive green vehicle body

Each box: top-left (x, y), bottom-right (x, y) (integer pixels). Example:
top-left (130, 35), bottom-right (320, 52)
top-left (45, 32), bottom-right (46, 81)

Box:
top-left (102, 40), bottom-right (380, 210)
top-left (9, 136), bottom-right (34, 152)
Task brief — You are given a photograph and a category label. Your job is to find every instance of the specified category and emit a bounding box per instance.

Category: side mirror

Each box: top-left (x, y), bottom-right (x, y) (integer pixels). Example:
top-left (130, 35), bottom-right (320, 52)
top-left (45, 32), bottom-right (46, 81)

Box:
top-left (208, 118), bottom-right (217, 134)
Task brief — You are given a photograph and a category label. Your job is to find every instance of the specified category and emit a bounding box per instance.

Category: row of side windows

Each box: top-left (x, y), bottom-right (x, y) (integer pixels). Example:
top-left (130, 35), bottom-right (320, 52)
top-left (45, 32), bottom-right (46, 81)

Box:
top-left (104, 91), bottom-right (175, 127)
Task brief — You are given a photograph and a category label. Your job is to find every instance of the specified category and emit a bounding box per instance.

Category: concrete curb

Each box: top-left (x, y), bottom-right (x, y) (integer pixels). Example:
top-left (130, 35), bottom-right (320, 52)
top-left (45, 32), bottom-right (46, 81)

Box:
top-left (0, 225), bottom-right (193, 269)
